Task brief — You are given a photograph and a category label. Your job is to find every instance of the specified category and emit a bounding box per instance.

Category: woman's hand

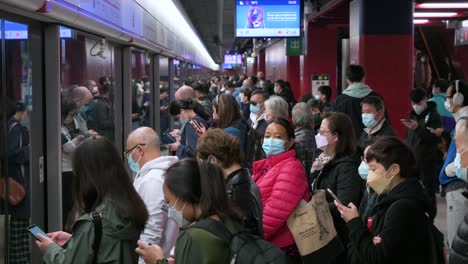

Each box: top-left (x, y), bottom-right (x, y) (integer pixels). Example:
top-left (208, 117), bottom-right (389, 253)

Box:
top-left (135, 240), bottom-right (165, 264)
top-left (47, 231), bottom-right (72, 247)
top-left (190, 120), bottom-right (206, 137)
top-left (168, 141), bottom-right (180, 152)
top-left (335, 201), bottom-right (359, 223)
top-left (35, 234), bottom-right (55, 253)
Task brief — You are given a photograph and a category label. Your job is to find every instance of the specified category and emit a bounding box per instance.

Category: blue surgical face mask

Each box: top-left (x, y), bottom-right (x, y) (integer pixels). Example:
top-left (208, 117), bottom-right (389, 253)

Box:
top-left (454, 152), bottom-right (468, 183)
top-left (179, 119), bottom-right (189, 127)
top-left (358, 161), bottom-right (370, 180)
top-left (168, 198), bottom-right (192, 228)
top-left (250, 104), bottom-right (260, 114)
top-left (362, 113), bottom-right (378, 128)
top-left (262, 138), bottom-right (286, 157)
top-left (77, 104), bottom-right (90, 114)
top-left (127, 149), bottom-right (141, 174)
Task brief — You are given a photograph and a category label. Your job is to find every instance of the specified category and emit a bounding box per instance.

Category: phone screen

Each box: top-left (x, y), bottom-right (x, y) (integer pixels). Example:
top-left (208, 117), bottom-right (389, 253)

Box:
top-left (161, 133), bottom-right (176, 144)
top-left (28, 225), bottom-right (48, 241)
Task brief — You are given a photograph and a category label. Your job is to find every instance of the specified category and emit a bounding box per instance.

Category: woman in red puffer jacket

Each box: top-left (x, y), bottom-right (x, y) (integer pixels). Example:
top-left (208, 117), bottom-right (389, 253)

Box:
top-left (253, 118), bottom-right (310, 263)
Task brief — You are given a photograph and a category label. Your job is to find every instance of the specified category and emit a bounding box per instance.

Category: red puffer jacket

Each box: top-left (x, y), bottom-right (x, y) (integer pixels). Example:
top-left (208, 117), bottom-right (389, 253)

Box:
top-left (253, 149), bottom-right (310, 248)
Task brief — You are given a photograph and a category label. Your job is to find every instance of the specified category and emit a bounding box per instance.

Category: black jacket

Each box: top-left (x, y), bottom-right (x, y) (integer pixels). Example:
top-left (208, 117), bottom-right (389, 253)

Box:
top-left (89, 96), bottom-right (114, 141)
top-left (313, 156), bottom-right (363, 248)
top-left (358, 119), bottom-right (395, 153)
top-left (332, 90), bottom-right (383, 140)
top-left (294, 126), bottom-right (317, 178)
top-left (450, 192), bottom-right (468, 264)
top-left (405, 101), bottom-right (442, 163)
top-left (347, 177), bottom-right (432, 264)
top-left (225, 168), bottom-right (264, 237)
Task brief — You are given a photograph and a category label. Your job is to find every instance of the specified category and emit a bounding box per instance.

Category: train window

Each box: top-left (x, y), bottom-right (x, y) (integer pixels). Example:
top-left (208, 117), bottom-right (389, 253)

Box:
top-left (159, 56), bottom-right (170, 135)
top-left (131, 50), bottom-right (151, 131)
top-left (0, 19), bottom-right (33, 264)
top-left (59, 29), bottom-right (116, 227)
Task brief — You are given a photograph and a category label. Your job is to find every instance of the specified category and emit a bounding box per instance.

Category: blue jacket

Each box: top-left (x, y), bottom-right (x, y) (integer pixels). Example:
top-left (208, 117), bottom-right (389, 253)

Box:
top-left (224, 118), bottom-right (246, 152)
top-left (176, 115), bottom-right (211, 159)
top-left (429, 93), bottom-right (455, 134)
top-left (439, 140), bottom-right (463, 186)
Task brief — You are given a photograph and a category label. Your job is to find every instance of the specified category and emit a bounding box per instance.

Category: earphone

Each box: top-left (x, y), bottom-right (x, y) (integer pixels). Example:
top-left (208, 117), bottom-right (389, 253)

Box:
top-left (453, 80), bottom-right (464, 106)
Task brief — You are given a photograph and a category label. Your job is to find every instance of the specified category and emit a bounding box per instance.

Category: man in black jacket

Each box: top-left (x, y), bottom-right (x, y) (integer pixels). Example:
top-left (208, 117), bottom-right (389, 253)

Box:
top-left (404, 88), bottom-right (443, 217)
top-left (358, 96), bottom-right (395, 153)
top-left (332, 65), bottom-right (383, 140)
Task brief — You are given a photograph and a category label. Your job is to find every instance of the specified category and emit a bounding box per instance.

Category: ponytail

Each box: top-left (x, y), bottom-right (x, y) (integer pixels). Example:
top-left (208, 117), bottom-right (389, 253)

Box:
top-left (169, 98), bottom-right (211, 121)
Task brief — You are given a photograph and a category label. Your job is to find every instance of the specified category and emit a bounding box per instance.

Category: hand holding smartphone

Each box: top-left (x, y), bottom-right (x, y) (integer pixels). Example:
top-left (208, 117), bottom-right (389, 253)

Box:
top-left (327, 188), bottom-right (343, 205)
top-left (28, 225), bottom-right (48, 241)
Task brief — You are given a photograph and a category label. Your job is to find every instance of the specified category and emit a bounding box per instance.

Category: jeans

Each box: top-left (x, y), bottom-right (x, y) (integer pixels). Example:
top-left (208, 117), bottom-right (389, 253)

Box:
top-left (446, 188), bottom-right (468, 247)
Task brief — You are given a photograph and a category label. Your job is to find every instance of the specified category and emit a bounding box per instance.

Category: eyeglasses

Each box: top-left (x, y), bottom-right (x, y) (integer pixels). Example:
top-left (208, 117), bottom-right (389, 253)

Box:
top-left (124, 144), bottom-right (145, 159)
top-left (319, 130), bottom-right (333, 135)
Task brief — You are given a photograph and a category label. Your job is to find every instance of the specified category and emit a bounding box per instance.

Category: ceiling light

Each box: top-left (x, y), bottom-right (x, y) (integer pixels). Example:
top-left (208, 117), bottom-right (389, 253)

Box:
top-left (418, 3), bottom-right (468, 9)
top-left (414, 19), bottom-right (429, 24)
top-left (414, 12), bottom-right (458, 17)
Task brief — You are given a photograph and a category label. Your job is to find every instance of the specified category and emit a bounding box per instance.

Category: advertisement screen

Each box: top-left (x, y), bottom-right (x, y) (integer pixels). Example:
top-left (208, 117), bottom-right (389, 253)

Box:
top-left (224, 54), bottom-right (242, 65)
top-left (236, 0), bottom-right (301, 38)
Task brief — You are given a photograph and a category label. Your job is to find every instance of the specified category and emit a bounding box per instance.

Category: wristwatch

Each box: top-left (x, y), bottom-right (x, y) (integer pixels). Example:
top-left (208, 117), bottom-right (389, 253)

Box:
top-left (156, 259), bottom-right (168, 264)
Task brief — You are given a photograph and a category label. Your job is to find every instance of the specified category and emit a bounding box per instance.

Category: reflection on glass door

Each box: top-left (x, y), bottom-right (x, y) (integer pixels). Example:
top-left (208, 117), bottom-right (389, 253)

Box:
top-left (1, 19), bottom-right (32, 264)
top-left (131, 50), bottom-right (151, 131)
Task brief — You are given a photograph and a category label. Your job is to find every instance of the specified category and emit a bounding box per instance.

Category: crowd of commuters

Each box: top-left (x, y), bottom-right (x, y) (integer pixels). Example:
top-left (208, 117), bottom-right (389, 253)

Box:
top-left (2, 64), bottom-right (468, 264)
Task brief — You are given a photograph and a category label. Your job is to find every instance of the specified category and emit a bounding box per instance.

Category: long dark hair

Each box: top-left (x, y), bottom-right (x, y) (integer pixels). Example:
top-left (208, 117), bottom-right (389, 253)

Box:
top-left (323, 112), bottom-right (357, 160)
top-left (213, 94), bottom-right (242, 129)
top-left (164, 158), bottom-right (237, 221)
top-left (70, 137), bottom-right (148, 230)
top-left (169, 98), bottom-right (211, 120)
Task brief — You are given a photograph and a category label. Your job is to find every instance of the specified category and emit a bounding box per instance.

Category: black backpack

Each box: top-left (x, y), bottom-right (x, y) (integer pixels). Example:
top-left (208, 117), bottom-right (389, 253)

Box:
top-left (193, 218), bottom-right (288, 264)
top-left (234, 123), bottom-right (264, 172)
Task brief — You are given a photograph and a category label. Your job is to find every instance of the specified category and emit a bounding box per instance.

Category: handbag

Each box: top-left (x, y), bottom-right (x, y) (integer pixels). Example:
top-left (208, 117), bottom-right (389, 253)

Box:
top-left (0, 123), bottom-right (26, 206)
top-left (287, 190), bottom-right (344, 263)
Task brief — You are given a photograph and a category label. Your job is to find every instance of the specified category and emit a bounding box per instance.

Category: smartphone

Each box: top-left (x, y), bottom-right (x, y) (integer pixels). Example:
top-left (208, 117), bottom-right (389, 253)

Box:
top-left (326, 188), bottom-right (342, 205)
top-left (191, 119), bottom-right (203, 132)
top-left (161, 132), bottom-right (177, 144)
top-left (27, 225), bottom-right (48, 241)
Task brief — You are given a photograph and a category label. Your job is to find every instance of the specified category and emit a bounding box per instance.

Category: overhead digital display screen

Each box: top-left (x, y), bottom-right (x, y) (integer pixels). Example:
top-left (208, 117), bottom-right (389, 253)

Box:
top-left (236, 0), bottom-right (301, 38)
top-left (224, 54), bottom-right (242, 65)
top-left (0, 22), bottom-right (72, 40)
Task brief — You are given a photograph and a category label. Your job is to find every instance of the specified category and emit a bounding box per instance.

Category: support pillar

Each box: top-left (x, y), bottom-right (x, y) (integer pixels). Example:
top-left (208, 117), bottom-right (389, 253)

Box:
top-left (286, 56), bottom-right (301, 101)
top-left (350, 0), bottom-right (414, 138)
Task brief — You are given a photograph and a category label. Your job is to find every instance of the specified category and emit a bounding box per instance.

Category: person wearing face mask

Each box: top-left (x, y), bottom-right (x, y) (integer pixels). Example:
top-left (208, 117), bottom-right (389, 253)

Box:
top-left (252, 118), bottom-right (309, 262)
top-left (273, 80), bottom-right (296, 110)
top-left (439, 80), bottom-right (468, 248)
top-left (125, 127), bottom-right (179, 262)
top-left (404, 88), bottom-right (442, 219)
top-left (168, 98), bottom-right (212, 158)
top-left (317, 85), bottom-right (332, 112)
top-left (193, 83), bottom-right (213, 117)
top-left (136, 159), bottom-right (244, 264)
top-left (336, 137), bottom-right (434, 264)
top-left (358, 96), bottom-right (395, 153)
top-left (239, 86), bottom-right (252, 119)
top-left (264, 96), bottom-right (289, 124)
top-left (307, 98), bottom-right (325, 134)
top-left (85, 79), bottom-right (100, 97)
top-left (70, 86), bottom-right (98, 137)
top-left (196, 129), bottom-right (263, 237)
top-left (449, 118), bottom-right (468, 263)
top-left (429, 79), bottom-right (454, 134)
top-left (61, 100), bottom-right (85, 228)
top-left (310, 112), bottom-right (362, 264)
top-left (248, 90), bottom-right (269, 136)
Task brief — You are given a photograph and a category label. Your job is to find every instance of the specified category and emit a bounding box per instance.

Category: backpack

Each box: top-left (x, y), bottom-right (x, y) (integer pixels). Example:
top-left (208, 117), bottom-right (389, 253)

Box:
top-left (193, 218), bottom-right (288, 264)
top-left (233, 122), bottom-right (265, 172)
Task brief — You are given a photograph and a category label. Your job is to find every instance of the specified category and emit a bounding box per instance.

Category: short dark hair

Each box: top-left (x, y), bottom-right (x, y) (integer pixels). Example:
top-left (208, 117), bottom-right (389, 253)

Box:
top-left (307, 98), bottom-right (324, 113)
top-left (361, 96), bottom-right (385, 112)
top-left (71, 137), bottom-right (148, 230)
top-left (365, 136), bottom-right (417, 179)
top-left (192, 83), bottom-right (209, 94)
top-left (323, 112), bottom-right (357, 160)
top-left (448, 80), bottom-right (468, 106)
top-left (318, 85), bottom-right (332, 101)
top-left (61, 99), bottom-right (76, 123)
top-left (346, 65), bottom-right (366, 82)
top-left (196, 128), bottom-right (242, 168)
top-left (267, 118), bottom-right (295, 139)
top-left (275, 80), bottom-right (286, 89)
top-left (251, 90), bottom-right (269, 101)
top-left (410, 88), bottom-right (427, 103)
top-left (434, 79), bottom-right (449, 93)
top-left (169, 98), bottom-right (211, 120)
top-left (299, 93), bottom-right (313, 103)
top-left (249, 76), bottom-right (258, 85)
top-left (224, 81), bottom-right (235, 89)
top-left (164, 159), bottom-right (236, 221)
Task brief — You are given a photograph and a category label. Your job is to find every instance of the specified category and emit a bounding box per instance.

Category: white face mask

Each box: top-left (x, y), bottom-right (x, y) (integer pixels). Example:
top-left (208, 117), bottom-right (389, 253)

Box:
top-left (444, 100), bottom-right (454, 113)
top-left (413, 104), bottom-right (425, 115)
top-left (168, 198), bottom-right (192, 228)
top-left (315, 134), bottom-right (330, 151)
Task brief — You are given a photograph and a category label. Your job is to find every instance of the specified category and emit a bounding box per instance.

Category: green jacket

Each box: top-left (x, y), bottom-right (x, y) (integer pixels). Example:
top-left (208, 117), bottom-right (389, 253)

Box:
top-left (43, 203), bottom-right (141, 264)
